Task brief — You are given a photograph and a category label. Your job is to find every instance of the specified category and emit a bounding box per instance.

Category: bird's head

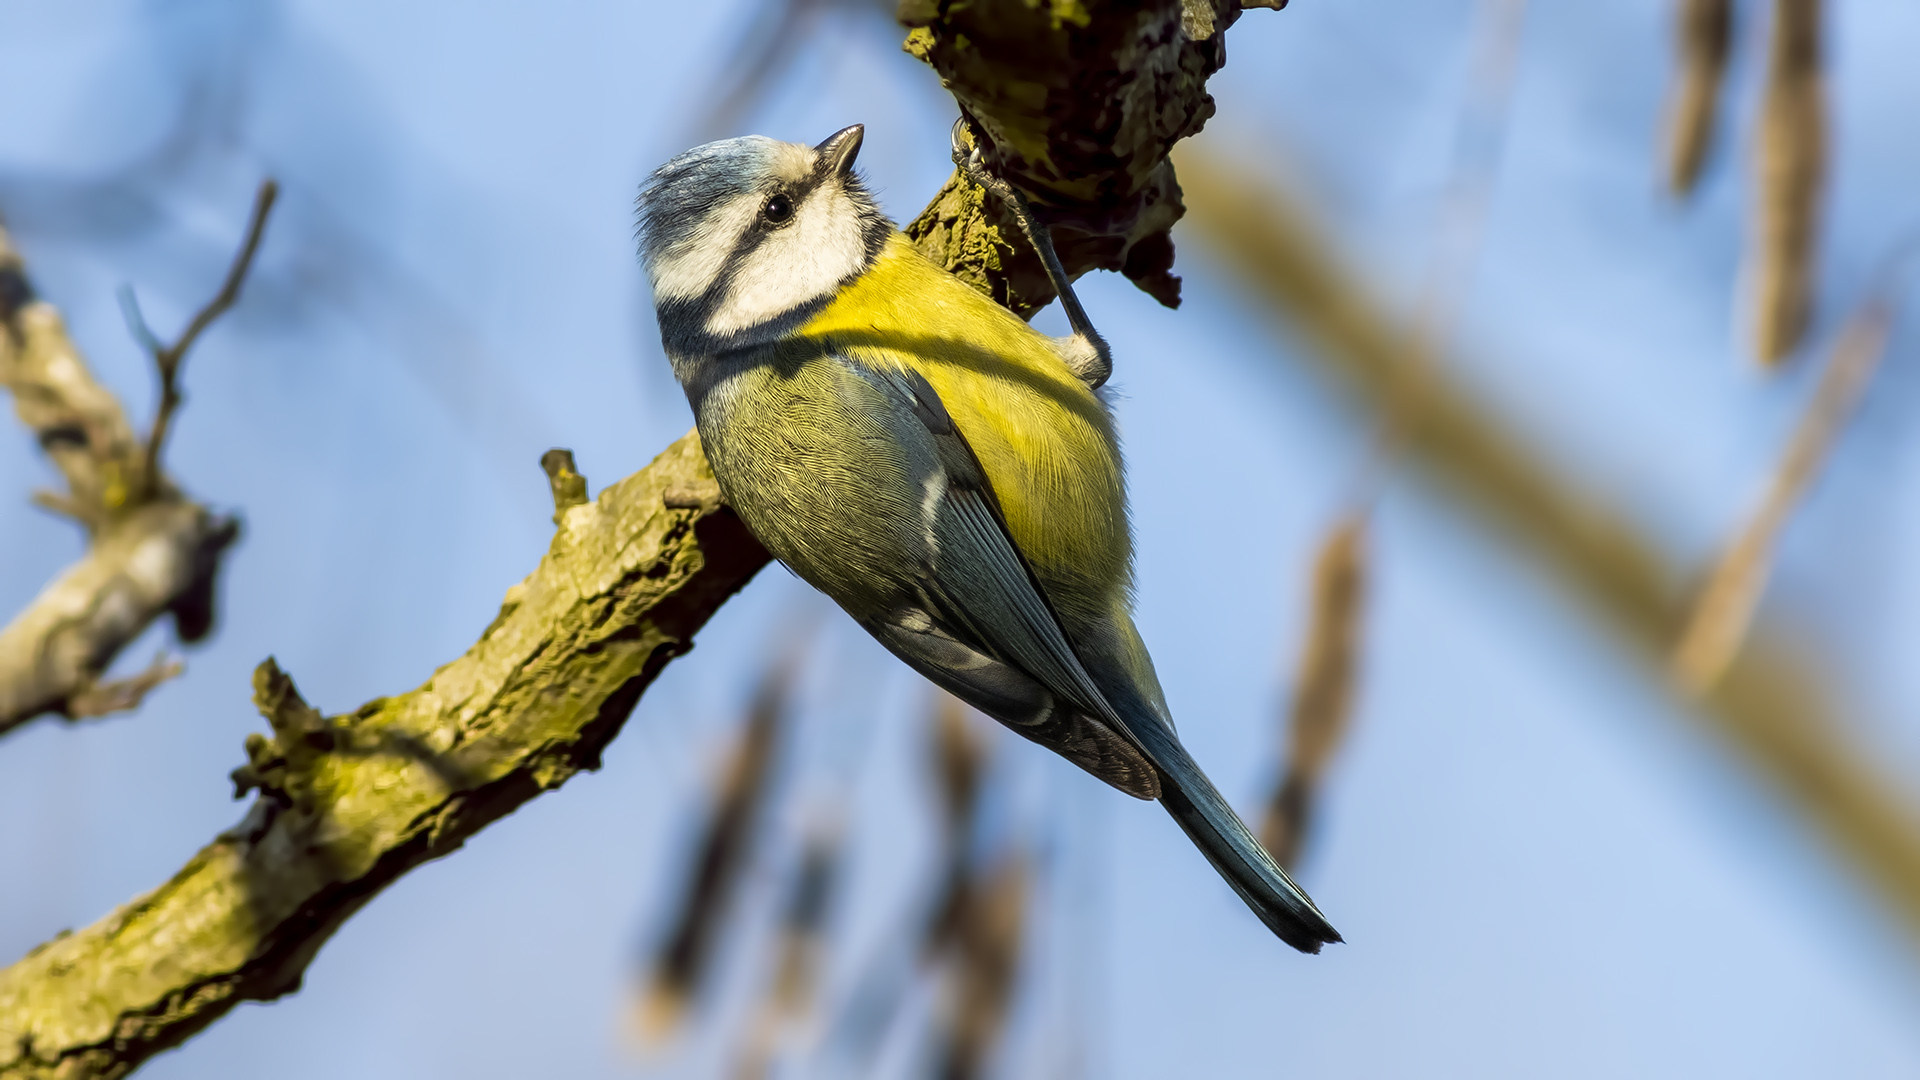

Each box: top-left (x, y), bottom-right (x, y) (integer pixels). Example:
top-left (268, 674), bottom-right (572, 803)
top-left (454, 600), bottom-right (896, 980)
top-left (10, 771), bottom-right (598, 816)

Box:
top-left (638, 124), bottom-right (891, 359)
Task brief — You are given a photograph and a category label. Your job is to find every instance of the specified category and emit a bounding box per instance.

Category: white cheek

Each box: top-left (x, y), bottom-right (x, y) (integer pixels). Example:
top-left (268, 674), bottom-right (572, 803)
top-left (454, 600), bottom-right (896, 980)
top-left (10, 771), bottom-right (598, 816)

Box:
top-left (706, 189), bottom-right (866, 336)
top-left (650, 194), bottom-right (760, 302)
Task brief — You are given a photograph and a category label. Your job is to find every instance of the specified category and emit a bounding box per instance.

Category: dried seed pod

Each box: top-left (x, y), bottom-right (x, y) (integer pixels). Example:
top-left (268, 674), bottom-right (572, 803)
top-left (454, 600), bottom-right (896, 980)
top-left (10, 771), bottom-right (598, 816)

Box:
top-left (924, 693), bottom-right (989, 957)
top-left (733, 819), bottom-right (844, 1080)
top-left (808, 693), bottom-right (996, 1075)
top-left (1674, 290), bottom-right (1896, 694)
top-left (1664, 0), bottom-right (1733, 195)
top-left (1745, 0), bottom-right (1827, 365)
top-left (636, 653), bottom-right (794, 1042)
top-left (933, 855), bottom-right (1031, 1080)
top-left (1260, 513), bottom-right (1369, 870)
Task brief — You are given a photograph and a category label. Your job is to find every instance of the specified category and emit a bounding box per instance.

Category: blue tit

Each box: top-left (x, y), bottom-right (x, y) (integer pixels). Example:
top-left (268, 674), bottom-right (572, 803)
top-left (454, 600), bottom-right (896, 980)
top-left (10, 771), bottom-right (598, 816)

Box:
top-left (637, 124), bottom-right (1340, 953)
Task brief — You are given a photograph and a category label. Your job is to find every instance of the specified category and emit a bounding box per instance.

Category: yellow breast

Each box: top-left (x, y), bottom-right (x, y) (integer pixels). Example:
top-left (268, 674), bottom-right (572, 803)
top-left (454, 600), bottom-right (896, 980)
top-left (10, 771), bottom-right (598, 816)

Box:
top-left (796, 234), bottom-right (1132, 616)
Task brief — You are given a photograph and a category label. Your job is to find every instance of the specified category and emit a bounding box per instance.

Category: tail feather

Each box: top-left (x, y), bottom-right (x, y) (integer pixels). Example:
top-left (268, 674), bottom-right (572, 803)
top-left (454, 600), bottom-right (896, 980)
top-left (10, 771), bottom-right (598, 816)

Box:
top-left (1136, 721), bottom-right (1342, 953)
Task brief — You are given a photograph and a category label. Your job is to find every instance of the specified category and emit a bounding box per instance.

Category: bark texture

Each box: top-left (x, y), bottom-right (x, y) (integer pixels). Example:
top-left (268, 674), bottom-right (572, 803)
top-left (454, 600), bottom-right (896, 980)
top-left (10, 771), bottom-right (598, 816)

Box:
top-left (0, 224), bottom-right (239, 734)
top-left (0, 432), bottom-right (769, 1079)
top-left (900, 0), bottom-right (1242, 316)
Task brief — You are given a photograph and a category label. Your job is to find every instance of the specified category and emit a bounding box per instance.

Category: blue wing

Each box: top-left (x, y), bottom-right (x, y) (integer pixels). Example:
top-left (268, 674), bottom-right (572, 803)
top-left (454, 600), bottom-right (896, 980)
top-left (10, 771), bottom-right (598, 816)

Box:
top-left (855, 363), bottom-right (1162, 799)
top-left (853, 361), bottom-right (1343, 953)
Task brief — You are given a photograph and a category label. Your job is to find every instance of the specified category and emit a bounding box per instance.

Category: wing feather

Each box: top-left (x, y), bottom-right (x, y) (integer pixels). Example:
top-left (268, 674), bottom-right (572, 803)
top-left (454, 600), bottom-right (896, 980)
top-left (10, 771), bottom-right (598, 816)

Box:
top-left (859, 363), bottom-right (1158, 798)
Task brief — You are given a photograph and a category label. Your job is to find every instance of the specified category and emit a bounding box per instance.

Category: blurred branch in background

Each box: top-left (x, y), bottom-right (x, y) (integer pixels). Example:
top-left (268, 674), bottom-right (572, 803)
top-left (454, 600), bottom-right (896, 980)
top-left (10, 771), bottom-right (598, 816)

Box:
top-left (691, 0), bottom-right (897, 143)
top-left (1663, 0), bottom-right (1733, 196)
top-left (0, 434), bottom-right (770, 1079)
top-left (636, 647), bottom-right (796, 1043)
top-left (914, 698), bottom-right (1029, 1080)
top-left (1674, 279), bottom-right (1906, 694)
top-left (1176, 145), bottom-right (1920, 944)
top-left (1264, 0), bottom-right (1527, 873)
top-left (1402, 0), bottom-right (1529, 358)
top-left (823, 693), bottom-right (990, 1075)
top-left (1746, 0), bottom-right (1826, 366)
top-left (0, 185), bottom-right (274, 735)
top-left (731, 815), bottom-right (844, 1080)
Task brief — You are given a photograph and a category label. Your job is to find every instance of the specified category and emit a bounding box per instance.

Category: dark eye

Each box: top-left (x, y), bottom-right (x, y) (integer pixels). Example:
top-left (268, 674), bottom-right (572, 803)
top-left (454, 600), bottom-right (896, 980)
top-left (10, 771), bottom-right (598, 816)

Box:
top-left (762, 193), bottom-right (794, 225)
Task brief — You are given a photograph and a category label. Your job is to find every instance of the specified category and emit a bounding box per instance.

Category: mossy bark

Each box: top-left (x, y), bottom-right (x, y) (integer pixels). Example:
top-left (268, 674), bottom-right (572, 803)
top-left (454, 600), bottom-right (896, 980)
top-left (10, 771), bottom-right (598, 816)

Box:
top-left (0, 432), bottom-right (769, 1079)
top-left (901, 0), bottom-right (1242, 317)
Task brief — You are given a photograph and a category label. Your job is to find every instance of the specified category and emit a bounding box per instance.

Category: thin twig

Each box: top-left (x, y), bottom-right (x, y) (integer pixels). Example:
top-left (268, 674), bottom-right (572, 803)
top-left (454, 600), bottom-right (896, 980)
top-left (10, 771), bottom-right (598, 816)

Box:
top-left (1674, 254), bottom-right (1912, 693)
top-left (1369, 0), bottom-right (1531, 483)
top-left (62, 652), bottom-right (185, 720)
top-left (0, 221), bottom-right (241, 733)
top-left (138, 178), bottom-right (278, 499)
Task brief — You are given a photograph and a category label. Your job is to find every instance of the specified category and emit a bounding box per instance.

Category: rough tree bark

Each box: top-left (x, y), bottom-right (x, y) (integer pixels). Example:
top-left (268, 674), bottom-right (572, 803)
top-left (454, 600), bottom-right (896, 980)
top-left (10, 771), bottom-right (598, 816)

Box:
top-left (0, 434), bottom-right (770, 1079)
top-left (901, 0), bottom-right (1245, 315)
top-left (0, 1), bottom-right (1257, 1075)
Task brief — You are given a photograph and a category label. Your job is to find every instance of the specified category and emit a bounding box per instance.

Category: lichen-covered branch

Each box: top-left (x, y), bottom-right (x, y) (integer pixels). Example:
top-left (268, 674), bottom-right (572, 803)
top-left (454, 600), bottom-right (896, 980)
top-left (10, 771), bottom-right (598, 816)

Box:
top-left (0, 223), bottom-right (240, 733)
top-left (899, 0), bottom-right (1245, 315)
top-left (0, 432), bottom-right (770, 1079)
top-left (1176, 145), bottom-right (1920, 941)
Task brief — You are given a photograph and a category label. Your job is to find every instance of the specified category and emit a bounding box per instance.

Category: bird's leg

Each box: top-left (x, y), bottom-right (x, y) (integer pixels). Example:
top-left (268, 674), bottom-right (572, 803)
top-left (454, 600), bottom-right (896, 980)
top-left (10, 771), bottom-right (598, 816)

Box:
top-left (951, 119), bottom-right (1113, 390)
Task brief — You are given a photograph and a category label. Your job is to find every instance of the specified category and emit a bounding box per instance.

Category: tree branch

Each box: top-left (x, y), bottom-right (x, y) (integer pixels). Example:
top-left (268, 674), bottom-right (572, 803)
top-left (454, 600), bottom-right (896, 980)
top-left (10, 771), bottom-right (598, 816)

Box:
top-left (900, 0), bottom-right (1243, 315)
top-left (0, 431), bottom-right (770, 1079)
top-left (133, 179), bottom-right (278, 502)
top-left (0, 219), bottom-right (243, 734)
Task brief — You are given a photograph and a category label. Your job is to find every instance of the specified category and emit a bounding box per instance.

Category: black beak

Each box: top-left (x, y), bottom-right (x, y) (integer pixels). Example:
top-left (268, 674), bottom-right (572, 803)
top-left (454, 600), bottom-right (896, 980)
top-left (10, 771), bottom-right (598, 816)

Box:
top-left (814, 124), bottom-right (864, 178)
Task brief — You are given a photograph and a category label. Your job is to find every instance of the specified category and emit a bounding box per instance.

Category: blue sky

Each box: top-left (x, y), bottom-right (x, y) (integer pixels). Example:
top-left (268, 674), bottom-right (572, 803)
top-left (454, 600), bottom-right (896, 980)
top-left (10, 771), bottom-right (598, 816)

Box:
top-left (3, 1), bottom-right (1920, 1077)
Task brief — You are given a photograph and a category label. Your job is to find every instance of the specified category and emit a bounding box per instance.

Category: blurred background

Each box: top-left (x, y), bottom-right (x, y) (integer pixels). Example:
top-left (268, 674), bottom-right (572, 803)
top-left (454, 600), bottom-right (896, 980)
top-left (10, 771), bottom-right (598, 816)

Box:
top-left (3, 0), bottom-right (1920, 1076)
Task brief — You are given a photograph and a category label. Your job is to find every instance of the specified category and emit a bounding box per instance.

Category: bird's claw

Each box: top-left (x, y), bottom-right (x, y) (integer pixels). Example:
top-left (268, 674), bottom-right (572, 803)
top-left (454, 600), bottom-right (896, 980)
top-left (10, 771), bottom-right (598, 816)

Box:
top-left (948, 117), bottom-right (976, 171)
top-left (949, 117), bottom-right (999, 198)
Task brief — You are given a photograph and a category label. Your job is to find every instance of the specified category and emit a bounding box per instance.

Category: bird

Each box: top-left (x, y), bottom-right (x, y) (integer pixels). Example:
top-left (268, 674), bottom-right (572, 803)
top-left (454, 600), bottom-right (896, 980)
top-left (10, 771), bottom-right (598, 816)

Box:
top-left (636, 123), bottom-right (1341, 953)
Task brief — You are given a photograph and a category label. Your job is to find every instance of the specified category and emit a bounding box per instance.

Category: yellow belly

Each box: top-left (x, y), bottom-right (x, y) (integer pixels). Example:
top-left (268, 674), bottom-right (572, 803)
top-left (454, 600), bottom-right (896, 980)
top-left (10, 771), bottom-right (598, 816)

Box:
top-left (796, 234), bottom-right (1133, 618)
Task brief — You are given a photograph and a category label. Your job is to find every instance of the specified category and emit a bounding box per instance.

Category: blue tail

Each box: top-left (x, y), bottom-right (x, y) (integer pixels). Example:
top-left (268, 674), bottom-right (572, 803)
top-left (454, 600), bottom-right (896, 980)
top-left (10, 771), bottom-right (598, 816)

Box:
top-left (1134, 719), bottom-right (1342, 953)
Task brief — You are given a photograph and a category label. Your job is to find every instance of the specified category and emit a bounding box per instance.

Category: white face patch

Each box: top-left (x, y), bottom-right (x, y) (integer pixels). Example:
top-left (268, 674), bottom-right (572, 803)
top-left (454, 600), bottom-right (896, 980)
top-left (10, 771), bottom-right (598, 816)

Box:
top-left (647, 192), bottom-right (761, 303)
top-left (704, 180), bottom-right (870, 337)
